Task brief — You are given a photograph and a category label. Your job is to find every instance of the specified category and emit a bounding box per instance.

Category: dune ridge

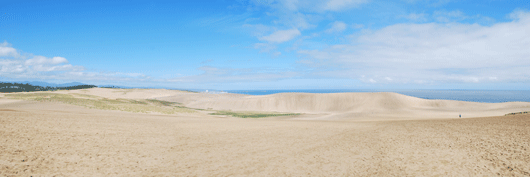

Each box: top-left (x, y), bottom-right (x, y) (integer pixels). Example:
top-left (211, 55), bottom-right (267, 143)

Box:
top-left (2, 88), bottom-right (530, 176)
top-left (5, 88), bottom-right (529, 120)
top-left (1, 98), bottom-right (529, 176)
top-left (161, 91), bottom-right (530, 120)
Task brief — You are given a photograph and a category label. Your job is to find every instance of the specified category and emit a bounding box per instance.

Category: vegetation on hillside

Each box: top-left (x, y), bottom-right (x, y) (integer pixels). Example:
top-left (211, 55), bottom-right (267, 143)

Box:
top-left (209, 110), bottom-right (300, 118)
top-left (0, 82), bottom-right (96, 92)
top-left (3, 93), bottom-right (195, 114)
top-left (505, 111), bottom-right (529, 116)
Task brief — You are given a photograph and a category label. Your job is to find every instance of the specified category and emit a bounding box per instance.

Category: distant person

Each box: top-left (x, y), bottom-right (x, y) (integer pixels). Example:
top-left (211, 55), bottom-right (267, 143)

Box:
top-left (459, 114), bottom-right (461, 118)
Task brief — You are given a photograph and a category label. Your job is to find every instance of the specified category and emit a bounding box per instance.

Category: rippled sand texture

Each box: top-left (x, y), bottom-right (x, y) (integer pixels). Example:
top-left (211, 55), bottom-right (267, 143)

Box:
top-left (1, 99), bottom-right (529, 176)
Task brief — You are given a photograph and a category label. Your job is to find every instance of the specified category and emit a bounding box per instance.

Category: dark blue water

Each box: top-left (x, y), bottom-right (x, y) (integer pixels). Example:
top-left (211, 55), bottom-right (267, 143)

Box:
top-left (224, 89), bottom-right (530, 103)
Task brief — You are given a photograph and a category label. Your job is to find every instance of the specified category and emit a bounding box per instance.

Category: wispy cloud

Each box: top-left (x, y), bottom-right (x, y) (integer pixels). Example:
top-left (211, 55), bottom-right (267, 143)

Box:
top-left (168, 66), bottom-right (298, 83)
top-left (298, 10), bottom-right (530, 84)
top-left (243, 24), bottom-right (275, 37)
top-left (199, 13), bottom-right (251, 27)
top-left (0, 41), bottom-right (20, 58)
top-left (25, 56), bottom-right (68, 66)
top-left (259, 29), bottom-right (301, 43)
top-left (434, 10), bottom-right (468, 22)
top-left (402, 13), bottom-right (428, 22)
top-left (249, 0), bottom-right (369, 13)
top-left (244, 0), bottom-right (371, 56)
top-left (245, 0), bottom-right (369, 30)
top-left (351, 23), bottom-right (364, 29)
top-left (323, 0), bottom-right (369, 11)
top-left (325, 21), bottom-right (347, 33)
top-left (403, 10), bottom-right (496, 25)
top-left (0, 42), bottom-right (150, 84)
top-left (401, 0), bottom-right (452, 7)
top-left (0, 42), bottom-right (299, 87)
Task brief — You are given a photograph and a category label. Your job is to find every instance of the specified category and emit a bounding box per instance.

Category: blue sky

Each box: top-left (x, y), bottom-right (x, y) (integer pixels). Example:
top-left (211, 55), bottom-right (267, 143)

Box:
top-left (1, 0), bottom-right (530, 90)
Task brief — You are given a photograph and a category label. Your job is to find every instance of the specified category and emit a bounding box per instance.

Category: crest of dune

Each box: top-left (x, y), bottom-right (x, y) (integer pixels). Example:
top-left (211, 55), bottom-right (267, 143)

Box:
top-left (158, 91), bottom-right (530, 120)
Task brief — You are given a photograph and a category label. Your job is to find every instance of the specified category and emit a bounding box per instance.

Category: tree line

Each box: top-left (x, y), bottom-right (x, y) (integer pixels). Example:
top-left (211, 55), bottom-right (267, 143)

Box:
top-left (0, 82), bottom-right (97, 92)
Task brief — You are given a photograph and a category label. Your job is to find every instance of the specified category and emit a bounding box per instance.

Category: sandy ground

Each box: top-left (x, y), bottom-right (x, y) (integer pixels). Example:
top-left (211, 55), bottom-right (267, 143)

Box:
top-left (159, 90), bottom-right (530, 120)
top-left (1, 89), bottom-right (530, 176)
top-left (56, 88), bottom-right (192, 100)
top-left (50, 88), bottom-right (530, 120)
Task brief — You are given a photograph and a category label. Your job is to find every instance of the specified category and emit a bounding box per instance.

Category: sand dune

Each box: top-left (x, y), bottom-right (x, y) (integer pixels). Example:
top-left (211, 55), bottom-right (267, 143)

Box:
top-left (160, 91), bottom-right (530, 120)
top-left (57, 88), bottom-right (191, 99)
top-left (2, 88), bottom-right (530, 176)
top-left (1, 99), bottom-right (529, 176)
top-left (6, 88), bottom-right (528, 120)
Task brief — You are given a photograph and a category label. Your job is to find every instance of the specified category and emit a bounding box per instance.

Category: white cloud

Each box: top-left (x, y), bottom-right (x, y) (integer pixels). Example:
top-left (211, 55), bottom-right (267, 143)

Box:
top-left (250, 0), bottom-right (368, 13)
top-left (245, 0), bottom-right (368, 34)
top-left (351, 23), bottom-right (364, 29)
top-left (325, 21), bottom-right (347, 33)
top-left (430, 10), bottom-right (498, 25)
top-left (254, 43), bottom-right (277, 53)
top-left (0, 41), bottom-right (19, 58)
top-left (247, 1), bottom-right (318, 31)
top-left (31, 64), bottom-right (83, 72)
top-left (510, 9), bottom-right (530, 21)
top-left (0, 42), bottom-right (298, 87)
top-left (323, 0), bottom-right (368, 11)
top-left (25, 56), bottom-right (68, 65)
top-left (0, 59), bottom-right (25, 73)
top-left (168, 66), bottom-right (298, 83)
top-left (298, 50), bottom-right (332, 60)
top-left (243, 0), bottom-right (371, 57)
top-left (1, 55), bottom-right (83, 76)
top-left (403, 13), bottom-right (428, 22)
top-left (0, 42), bottom-right (150, 84)
top-left (434, 10), bottom-right (468, 22)
top-left (259, 29), bottom-right (301, 43)
top-left (243, 24), bottom-right (275, 37)
top-left (401, 0), bottom-right (452, 6)
top-left (297, 10), bottom-right (530, 84)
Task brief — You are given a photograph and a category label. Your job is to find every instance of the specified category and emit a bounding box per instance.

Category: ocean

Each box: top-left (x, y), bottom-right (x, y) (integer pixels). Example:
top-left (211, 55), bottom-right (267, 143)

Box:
top-left (223, 89), bottom-right (530, 103)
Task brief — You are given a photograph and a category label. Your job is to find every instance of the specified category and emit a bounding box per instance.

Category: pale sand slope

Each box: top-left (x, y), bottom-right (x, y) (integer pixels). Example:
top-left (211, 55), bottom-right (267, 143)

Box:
top-left (1, 100), bottom-right (529, 176)
top-left (54, 87), bottom-right (192, 100)
top-left (159, 91), bottom-right (530, 120)
top-left (16, 88), bottom-right (530, 120)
